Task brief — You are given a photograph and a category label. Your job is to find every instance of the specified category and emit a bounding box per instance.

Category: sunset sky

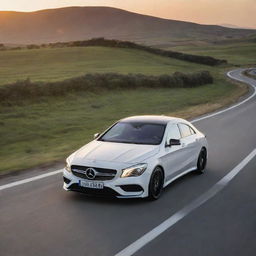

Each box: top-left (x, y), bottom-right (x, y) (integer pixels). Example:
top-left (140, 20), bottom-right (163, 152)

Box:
top-left (0, 0), bottom-right (255, 29)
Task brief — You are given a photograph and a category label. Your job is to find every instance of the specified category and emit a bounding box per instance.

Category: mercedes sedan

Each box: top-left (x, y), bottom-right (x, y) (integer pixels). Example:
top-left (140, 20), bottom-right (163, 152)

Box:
top-left (63, 115), bottom-right (208, 200)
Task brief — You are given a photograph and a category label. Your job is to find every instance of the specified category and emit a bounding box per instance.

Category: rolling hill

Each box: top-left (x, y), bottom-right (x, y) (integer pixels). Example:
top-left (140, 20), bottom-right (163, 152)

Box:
top-left (0, 6), bottom-right (255, 45)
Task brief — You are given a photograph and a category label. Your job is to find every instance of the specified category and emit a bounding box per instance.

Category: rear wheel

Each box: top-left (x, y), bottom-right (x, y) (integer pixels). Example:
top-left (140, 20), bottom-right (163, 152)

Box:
top-left (148, 167), bottom-right (164, 200)
top-left (196, 148), bottom-right (207, 174)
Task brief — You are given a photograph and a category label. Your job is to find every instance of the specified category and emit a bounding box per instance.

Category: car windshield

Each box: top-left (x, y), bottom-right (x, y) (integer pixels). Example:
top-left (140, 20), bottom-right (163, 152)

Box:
top-left (99, 122), bottom-right (166, 145)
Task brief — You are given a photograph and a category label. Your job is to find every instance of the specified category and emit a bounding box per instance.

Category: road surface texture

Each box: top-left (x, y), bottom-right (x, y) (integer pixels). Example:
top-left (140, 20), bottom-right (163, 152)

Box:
top-left (1, 69), bottom-right (256, 256)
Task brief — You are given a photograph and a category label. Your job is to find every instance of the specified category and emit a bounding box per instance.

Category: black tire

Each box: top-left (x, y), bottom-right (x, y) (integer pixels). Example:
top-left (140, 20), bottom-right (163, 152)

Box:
top-left (148, 167), bottom-right (164, 200)
top-left (196, 148), bottom-right (207, 174)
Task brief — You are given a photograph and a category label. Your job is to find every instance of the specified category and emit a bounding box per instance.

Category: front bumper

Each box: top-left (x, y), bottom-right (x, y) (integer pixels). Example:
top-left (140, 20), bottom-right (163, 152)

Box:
top-left (63, 168), bottom-right (150, 198)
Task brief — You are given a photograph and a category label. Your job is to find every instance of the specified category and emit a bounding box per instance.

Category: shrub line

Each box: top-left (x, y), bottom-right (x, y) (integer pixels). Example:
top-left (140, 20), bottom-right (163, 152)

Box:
top-left (0, 71), bottom-right (213, 105)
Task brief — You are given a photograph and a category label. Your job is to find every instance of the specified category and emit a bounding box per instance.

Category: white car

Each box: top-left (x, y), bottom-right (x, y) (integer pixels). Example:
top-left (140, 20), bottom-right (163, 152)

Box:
top-left (63, 115), bottom-right (208, 200)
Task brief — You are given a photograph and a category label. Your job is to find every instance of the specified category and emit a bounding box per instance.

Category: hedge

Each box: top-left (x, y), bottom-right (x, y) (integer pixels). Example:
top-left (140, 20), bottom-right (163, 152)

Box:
top-left (0, 71), bottom-right (213, 105)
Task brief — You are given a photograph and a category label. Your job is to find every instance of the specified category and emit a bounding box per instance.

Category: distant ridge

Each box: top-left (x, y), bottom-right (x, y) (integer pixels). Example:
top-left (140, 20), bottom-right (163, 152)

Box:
top-left (219, 23), bottom-right (254, 30)
top-left (0, 6), bottom-right (255, 45)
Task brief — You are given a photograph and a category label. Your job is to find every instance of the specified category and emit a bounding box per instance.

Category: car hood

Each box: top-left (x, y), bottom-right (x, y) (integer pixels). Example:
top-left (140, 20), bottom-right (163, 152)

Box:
top-left (69, 140), bottom-right (159, 165)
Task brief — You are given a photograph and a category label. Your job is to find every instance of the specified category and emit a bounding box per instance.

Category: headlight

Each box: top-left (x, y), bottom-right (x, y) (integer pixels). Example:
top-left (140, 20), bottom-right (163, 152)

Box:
top-left (65, 162), bottom-right (71, 173)
top-left (121, 163), bottom-right (147, 178)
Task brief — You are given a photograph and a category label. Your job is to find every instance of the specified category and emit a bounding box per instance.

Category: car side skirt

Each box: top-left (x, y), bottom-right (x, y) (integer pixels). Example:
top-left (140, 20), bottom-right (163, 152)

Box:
top-left (163, 167), bottom-right (197, 188)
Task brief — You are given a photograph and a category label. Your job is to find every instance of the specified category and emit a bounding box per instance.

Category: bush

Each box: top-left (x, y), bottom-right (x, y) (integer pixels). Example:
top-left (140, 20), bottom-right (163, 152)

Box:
top-left (0, 71), bottom-right (213, 105)
top-left (0, 43), bottom-right (7, 51)
top-left (27, 44), bottom-right (40, 49)
top-left (10, 47), bottom-right (22, 51)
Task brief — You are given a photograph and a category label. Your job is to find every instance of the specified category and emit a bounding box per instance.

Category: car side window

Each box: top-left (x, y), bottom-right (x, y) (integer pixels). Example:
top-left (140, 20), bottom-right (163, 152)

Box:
top-left (179, 123), bottom-right (194, 138)
top-left (166, 124), bottom-right (181, 142)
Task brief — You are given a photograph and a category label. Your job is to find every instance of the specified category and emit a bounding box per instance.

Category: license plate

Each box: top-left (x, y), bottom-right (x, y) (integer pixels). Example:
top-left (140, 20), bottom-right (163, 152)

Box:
top-left (79, 180), bottom-right (104, 189)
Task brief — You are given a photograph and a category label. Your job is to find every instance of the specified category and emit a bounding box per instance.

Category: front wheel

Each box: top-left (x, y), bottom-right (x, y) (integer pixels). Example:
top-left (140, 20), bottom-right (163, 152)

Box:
top-left (148, 167), bottom-right (164, 200)
top-left (196, 148), bottom-right (207, 174)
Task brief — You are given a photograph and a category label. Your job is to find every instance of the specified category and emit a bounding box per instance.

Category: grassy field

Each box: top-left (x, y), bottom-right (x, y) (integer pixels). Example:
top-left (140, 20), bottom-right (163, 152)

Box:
top-left (0, 43), bottom-right (250, 173)
top-left (0, 46), bottom-right (211, 86)
top-left (0, 79), bottom-right (246, 173)
top-left (167, 42), bottom-right (256, 66)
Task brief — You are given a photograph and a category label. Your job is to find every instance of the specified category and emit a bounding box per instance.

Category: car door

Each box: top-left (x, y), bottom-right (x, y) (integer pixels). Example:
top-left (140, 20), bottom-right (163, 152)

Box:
top-left (178, 123), bottom-right (200, 170)
top-left (161, 122), bottom-right (187, 182)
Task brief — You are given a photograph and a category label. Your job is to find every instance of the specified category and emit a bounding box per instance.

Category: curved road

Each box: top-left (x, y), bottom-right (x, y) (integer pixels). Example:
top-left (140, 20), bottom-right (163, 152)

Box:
top-left (1, 69), bottom-right (256, 256)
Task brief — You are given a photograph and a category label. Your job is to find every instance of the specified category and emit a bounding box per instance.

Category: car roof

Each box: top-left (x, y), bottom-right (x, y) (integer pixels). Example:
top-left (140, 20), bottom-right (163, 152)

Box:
top-left (120, 115), bottom-right (182, 125)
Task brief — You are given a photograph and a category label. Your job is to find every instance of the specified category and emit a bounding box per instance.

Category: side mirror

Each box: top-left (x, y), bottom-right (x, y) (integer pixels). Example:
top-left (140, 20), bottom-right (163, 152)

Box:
top-left (94, 133), bottom-right (100, 139)
top-left (166, 139), bottom-right (181, 147)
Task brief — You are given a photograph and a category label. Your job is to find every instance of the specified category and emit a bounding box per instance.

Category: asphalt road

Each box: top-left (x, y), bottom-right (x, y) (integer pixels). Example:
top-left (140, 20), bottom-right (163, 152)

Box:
top-left (1, 69), bottom-right (256, 256)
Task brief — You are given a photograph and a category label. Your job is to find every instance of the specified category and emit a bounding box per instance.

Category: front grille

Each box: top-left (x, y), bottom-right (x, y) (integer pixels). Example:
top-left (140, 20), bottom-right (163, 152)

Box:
top-left (71, 165), bottom-right (117, 181)
top-left (68, 183), bottom-right (120, 197)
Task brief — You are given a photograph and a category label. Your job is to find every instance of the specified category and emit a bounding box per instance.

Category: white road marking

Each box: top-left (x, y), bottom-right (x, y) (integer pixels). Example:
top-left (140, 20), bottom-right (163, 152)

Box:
top-left (0, 69), bottom-right (255, 191)
top-left (0, 169), bottom-right (63, 191)
top-left (115, 148), bottom-right (256, 256)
